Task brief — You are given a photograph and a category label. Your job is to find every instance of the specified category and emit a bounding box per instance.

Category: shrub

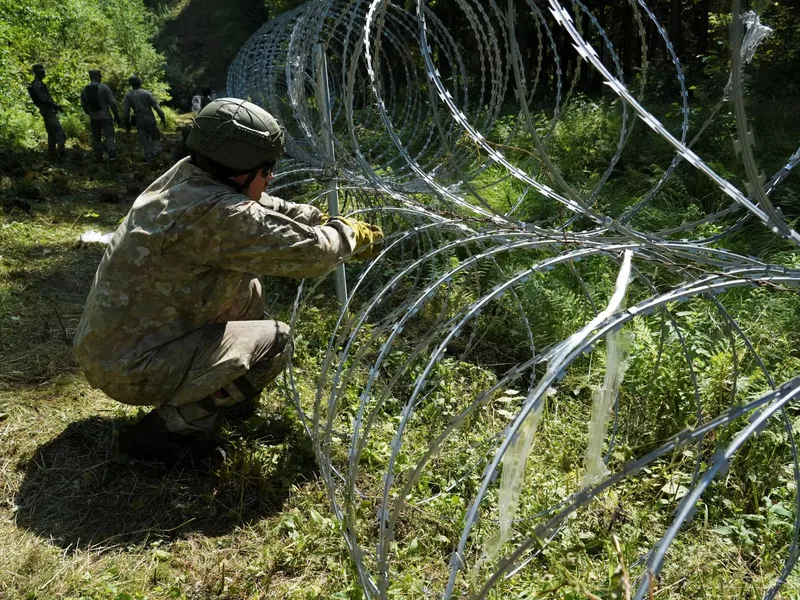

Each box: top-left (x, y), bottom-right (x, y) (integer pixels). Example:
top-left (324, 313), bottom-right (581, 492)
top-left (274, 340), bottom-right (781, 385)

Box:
top-left (0, 107), bottom-right (42, 149)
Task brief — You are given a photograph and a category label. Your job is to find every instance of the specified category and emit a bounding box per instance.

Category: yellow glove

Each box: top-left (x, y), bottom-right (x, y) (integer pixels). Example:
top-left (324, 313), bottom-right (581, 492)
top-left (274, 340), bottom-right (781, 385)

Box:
top-left (338, 217), bottom-right (384, 259)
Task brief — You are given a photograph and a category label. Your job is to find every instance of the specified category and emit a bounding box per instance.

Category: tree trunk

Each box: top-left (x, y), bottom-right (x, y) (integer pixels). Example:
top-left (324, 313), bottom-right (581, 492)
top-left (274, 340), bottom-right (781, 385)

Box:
top-left (695, 0), bottom-right (710, 57)
top-left (622, 1), bottom-right (635, 80)
top-left (669, 0), bottom-right (684, 60)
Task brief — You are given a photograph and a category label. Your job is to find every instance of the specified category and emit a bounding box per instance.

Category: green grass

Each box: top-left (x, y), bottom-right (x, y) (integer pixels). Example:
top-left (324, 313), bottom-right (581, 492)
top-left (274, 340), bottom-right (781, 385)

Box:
top-left (2, 98), bottom-right (800, 599)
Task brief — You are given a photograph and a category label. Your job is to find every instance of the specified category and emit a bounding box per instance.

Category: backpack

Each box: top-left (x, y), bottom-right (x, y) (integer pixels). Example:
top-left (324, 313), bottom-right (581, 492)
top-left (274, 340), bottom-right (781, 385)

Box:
top-left (27, 84), bottom-right (42, 108)
top-left (85, 84), bottom-right (103, 112)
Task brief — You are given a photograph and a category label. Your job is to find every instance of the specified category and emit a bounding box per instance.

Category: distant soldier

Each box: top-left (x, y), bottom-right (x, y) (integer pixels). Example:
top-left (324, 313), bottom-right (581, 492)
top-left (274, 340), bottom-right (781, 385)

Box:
top-left (80, 69), bottom-right (120, 162)
top-left (174, 87), bottom-right (216, 163)
top-left (27, 64), bottom-right (67, 158)
top-left (191, 86), bottom-right (214, 114)
top-left (122, 76), bottom-right (166, 162)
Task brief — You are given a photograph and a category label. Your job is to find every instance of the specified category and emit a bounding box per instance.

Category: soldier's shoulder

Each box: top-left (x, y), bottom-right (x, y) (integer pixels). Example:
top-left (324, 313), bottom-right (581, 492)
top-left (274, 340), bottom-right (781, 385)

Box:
top-left (155, 162), bottom-right (239, 202)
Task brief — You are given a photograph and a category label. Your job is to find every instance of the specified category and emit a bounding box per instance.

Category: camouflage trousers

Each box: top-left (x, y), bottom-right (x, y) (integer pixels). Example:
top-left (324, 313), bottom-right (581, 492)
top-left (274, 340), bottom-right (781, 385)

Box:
top-left (90, 119), bottom-right (116, 160)
top-left (136, 117), bottom-right (162, 161)
top-left (154, 318), bottom-right (293, 433)
top-left (100, 280), bottom-right (293, 434)
top-left (42, 112), bottom-right (66, 156)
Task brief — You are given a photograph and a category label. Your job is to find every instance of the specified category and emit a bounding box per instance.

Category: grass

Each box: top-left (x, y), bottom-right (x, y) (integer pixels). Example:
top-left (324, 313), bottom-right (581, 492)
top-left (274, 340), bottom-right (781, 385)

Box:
top-left (2, 96), bottom-right (800, 599)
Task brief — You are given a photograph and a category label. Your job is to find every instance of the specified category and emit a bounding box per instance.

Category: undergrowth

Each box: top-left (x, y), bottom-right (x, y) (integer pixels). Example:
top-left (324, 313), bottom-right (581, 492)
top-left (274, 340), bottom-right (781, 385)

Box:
top-left (1, 96), bottom-right (800, 599)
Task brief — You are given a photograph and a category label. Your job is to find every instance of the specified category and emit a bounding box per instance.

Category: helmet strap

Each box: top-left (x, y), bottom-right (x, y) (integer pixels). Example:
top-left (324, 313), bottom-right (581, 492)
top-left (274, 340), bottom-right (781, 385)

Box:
top-left (241, 165), bottom-right (262, 193)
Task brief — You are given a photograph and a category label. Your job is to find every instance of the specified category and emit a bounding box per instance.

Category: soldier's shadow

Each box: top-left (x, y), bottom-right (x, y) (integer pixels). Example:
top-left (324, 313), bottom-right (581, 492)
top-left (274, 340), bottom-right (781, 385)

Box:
top-left (13, 413), bottom-right (316, 549)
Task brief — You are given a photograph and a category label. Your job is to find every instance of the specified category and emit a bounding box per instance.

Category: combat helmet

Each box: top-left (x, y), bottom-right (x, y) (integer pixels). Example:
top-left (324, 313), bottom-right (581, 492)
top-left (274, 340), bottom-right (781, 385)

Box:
top-left (186, 98), bottom-right (285, 172)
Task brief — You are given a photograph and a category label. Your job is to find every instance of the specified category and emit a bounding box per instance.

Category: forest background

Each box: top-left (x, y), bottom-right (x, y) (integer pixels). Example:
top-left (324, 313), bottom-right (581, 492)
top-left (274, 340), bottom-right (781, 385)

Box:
top-left (1, 0), bottom-right (799, 150)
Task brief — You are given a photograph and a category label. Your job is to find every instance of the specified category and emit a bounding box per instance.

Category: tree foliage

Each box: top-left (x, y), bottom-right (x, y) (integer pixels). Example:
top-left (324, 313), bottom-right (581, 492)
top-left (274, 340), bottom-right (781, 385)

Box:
top-left (0, 0), bottom-right (167, 148)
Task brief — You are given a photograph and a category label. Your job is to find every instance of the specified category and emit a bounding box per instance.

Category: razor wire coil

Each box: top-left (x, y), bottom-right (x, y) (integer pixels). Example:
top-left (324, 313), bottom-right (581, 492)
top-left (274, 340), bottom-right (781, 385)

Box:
top-left (228, 1), bottom-right (800, 597)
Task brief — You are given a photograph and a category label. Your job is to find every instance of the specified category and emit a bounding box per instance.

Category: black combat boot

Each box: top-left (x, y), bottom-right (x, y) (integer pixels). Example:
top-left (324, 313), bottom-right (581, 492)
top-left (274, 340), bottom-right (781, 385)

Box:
top-left (118, 409), bottom-right (218, 465)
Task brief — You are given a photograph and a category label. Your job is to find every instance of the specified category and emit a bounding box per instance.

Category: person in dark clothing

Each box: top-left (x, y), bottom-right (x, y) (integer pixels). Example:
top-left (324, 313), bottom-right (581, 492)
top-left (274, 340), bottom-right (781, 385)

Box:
top-left (192, 86), bottom-right (215, 114)
top-left (27, 64), bottom-right (67, 158)
top-left (122, 76), bottom-right (166, 162)
top-left (200, 86), bottom-right (214, 110)
top-left (80, 69), bottom-right (120, 161)
top-left (174, 85), bottom-right (217, 163)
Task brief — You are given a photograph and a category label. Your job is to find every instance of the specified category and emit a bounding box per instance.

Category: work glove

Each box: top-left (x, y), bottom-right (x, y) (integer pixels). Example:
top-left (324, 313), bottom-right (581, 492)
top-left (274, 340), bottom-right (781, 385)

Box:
top-left (338, 217), bottom-right (383, 259)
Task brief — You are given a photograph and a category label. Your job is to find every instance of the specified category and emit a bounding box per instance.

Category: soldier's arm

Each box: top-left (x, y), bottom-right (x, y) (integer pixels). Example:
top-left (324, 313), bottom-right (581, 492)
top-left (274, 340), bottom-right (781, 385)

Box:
top-left (104, 85), bottom-right (120, 121)
top-left (121, 94), bottom-right (131, 126)
top-left (42, 84), bottom-right (61, 111)
top-left (258, 193), bottom-right (324, 226)
top-left (80, 87), bottom-right (90, 115)
top-left (149, 92), bottom-right (166, 122)
top-left (202, 203), bottom-right (356, 278)
top-left (31, 82), bottom-right (57, 111)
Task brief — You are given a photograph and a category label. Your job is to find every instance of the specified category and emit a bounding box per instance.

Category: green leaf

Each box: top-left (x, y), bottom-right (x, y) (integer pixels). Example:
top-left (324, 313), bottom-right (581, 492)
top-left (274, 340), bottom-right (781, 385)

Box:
top-left (152, 548), bottom-right (171, 561)
top-left (661, 481), bottom-right (688, 498)
top-left (770, 504), bottom-right (793, 518)
top-left (497, 409), bottom-right (515, 420)
top-left (712, 526), bottom-right (733, 536)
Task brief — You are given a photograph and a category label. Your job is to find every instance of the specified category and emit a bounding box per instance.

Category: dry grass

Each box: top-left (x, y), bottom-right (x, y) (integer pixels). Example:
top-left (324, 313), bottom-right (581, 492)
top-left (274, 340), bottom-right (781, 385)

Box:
top-left (0, 378), bottom-right (351, 600)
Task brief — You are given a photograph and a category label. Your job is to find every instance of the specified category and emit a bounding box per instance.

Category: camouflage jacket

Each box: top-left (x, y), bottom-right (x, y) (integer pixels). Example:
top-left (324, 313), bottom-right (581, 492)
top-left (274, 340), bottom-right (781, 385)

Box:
top-left (74, 158), bottom-right (356, 386)
top-left (80, 82), bottom-right (119, 122)
top-left (28, 79), bottom-right (59, 115)
top-left (122, 88), bottom-right (165, 126)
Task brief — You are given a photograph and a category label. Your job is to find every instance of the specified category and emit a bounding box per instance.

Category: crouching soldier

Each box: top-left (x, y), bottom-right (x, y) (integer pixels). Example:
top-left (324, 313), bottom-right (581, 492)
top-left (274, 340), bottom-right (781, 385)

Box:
top-left (74, 98), bottom-right (383, 462)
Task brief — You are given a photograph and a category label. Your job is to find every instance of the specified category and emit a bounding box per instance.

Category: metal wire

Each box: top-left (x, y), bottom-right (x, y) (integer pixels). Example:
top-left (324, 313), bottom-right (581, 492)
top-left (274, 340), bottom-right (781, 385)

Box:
top-left (229, 1), bottom-right (800, 597)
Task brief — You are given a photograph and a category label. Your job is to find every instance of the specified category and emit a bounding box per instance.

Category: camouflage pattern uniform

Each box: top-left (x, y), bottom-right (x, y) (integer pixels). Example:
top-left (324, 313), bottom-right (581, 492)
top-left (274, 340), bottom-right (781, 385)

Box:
top-left (28, 79), bottom-right (66, 156)
top-left (122, 88), bottom-right (165, 161)
top-left (74, 158), bottom-right (356, 433)
top-left (81, 82), bottom-right (119, 160)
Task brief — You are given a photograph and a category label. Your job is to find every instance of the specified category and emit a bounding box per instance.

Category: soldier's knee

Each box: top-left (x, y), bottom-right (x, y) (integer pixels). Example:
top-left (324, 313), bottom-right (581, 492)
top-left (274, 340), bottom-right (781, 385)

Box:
top-left (246, 322), bottom-right (294, 389)
top-left (272, 321), bottom-right (293, 359)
